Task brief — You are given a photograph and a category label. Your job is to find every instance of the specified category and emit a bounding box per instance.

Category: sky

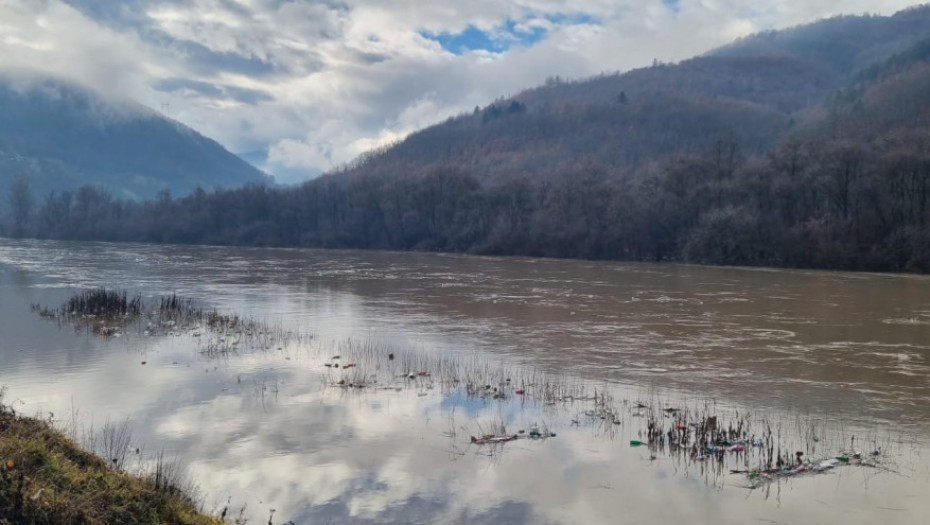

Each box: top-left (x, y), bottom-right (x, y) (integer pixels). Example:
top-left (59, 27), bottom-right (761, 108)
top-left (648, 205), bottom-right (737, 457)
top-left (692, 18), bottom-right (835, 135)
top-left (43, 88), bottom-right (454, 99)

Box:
top-left (0, 0), bottom-right (921, 183)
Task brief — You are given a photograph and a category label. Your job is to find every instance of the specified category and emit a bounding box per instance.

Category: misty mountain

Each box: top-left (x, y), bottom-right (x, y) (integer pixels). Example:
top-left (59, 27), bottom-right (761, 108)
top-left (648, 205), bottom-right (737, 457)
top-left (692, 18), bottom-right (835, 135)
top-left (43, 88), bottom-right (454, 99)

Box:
top-left (7, 6), bottom-right (930, 273)
top-left (0, 73), bottom-right (268, 208)
top-left (333, 5), bottom-right (930, 186)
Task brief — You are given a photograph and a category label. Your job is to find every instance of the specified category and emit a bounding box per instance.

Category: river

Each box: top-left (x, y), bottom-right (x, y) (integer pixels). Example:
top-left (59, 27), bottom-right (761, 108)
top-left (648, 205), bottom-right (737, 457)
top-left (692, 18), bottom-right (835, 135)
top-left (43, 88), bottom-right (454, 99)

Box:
top-left (1, 239), bottom-right (927, 524)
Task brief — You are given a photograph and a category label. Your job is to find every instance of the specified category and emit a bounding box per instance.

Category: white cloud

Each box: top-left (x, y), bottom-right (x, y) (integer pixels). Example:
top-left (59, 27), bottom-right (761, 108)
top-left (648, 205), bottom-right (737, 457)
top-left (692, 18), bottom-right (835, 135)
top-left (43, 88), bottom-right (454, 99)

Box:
top-left (0, 0), bottom-right (923, 184)
top-left (0, 1), bottom-right (158, 99)
top-left (266, 138), bottom-right (326, 170)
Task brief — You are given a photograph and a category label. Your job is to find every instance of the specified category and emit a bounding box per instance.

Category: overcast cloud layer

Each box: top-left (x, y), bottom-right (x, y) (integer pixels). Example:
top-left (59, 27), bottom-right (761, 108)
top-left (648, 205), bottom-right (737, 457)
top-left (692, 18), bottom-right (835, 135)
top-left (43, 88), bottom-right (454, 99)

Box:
top-left (0, 0), bottom-right (920, 183)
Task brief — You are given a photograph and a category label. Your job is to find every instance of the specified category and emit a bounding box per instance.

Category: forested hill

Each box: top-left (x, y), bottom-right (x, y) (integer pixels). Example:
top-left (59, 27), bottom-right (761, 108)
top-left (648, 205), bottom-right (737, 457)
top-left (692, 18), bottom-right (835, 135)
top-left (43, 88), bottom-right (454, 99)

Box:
top-left (5, 6), bottom-right (930, 273)
top-left (0, 74), bottom-right (268, 207)
top-left (328, 6), bottom-right (930, 186)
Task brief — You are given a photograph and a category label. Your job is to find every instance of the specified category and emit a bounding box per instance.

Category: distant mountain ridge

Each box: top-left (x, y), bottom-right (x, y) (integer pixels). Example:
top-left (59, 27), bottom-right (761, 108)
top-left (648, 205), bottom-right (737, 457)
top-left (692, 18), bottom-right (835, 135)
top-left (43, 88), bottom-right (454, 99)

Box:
top-left (0, 73), bottom-right (268, 208)
top-left (331, 5), bottom-right (930, 185)
top-left (7, 6), bottom-right (930, 273)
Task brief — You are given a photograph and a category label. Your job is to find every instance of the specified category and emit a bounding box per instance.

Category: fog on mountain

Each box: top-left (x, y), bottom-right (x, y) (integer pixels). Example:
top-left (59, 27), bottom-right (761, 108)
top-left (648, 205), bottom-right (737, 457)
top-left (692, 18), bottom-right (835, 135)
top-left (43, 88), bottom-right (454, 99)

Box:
top-left (4, 6), bottom-right (930, 272)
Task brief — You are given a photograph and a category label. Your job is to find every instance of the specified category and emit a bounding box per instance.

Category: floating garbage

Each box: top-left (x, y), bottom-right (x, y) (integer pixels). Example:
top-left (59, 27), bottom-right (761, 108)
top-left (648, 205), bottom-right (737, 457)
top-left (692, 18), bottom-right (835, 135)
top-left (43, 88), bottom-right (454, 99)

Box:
top-left (745, 450), bottom-right (887, 484)
top-left (471, 434), bottom-right (515, 444)
top-left (527, 424), bottom-right (554, 438)
top-left (820, 458), bottom-right (840, 469)
top-left (470, 424), bottom-right (555, 445)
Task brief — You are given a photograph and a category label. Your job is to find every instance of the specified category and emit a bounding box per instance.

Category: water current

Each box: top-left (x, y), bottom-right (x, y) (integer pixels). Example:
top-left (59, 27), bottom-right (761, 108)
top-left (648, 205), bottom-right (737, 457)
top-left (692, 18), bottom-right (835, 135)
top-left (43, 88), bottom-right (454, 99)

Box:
top-left (1, 239), bottom-right (927, 524)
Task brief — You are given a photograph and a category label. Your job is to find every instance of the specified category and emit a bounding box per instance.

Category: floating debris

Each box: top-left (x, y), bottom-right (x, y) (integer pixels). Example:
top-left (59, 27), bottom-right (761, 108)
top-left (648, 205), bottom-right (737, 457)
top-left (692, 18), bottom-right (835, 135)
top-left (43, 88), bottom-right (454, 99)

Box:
top-left (744, 451), bottom-right (887, 486)
top-left (470, 424), bottom-right (555, 445)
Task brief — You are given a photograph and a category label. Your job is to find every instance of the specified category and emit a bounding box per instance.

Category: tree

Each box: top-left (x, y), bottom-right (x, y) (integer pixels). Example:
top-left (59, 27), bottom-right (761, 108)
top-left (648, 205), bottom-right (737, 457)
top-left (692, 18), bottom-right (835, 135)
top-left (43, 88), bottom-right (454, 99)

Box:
top-left (8, 175), bottom-right (35, 238)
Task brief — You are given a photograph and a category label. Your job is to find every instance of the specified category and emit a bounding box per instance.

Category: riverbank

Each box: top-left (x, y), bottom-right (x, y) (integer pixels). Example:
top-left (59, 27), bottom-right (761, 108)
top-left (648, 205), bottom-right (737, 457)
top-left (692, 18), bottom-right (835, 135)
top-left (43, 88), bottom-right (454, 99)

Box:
top-left (0, 399), bottom-right (224, 525)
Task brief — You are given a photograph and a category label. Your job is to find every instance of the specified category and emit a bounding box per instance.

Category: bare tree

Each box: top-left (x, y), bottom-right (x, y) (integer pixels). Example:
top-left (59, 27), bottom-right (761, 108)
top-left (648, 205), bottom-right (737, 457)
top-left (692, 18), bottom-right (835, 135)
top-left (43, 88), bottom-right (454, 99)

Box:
top-left (8, 175), bottom-right (35, 237)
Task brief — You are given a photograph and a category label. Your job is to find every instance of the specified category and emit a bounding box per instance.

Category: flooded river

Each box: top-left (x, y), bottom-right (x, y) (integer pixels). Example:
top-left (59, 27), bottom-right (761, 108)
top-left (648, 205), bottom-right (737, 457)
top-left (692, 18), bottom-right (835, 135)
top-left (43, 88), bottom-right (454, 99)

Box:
top-left (1, 239), bottom-right (928, 524)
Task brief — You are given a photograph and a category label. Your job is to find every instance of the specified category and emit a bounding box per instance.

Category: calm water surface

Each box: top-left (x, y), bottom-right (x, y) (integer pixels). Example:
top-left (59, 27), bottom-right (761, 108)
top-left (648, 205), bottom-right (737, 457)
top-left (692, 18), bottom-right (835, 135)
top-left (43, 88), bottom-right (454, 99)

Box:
top-left (1, 239), bottom-right (928, 524)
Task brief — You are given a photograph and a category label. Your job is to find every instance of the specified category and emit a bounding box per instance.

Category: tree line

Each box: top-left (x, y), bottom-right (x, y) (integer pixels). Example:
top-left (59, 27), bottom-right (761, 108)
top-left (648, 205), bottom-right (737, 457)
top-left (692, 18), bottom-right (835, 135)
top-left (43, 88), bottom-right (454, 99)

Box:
top-left (4, 130), bottom-right (930, 272)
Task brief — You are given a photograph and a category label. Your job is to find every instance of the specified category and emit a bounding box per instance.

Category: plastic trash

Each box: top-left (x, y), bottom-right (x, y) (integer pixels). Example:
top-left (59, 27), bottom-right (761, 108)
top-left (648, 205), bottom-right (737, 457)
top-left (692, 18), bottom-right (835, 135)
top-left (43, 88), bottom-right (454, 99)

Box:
top-left (630, 440), bottom-right (647, 447)
top-left (813, 458), bottom-right (839, 471)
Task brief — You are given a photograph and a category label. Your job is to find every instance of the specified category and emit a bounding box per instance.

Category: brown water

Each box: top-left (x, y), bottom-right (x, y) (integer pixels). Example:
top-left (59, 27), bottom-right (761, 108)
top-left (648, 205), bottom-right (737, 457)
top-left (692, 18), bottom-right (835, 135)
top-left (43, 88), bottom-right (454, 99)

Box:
top-left (1, 239), bottom-right (928, 524)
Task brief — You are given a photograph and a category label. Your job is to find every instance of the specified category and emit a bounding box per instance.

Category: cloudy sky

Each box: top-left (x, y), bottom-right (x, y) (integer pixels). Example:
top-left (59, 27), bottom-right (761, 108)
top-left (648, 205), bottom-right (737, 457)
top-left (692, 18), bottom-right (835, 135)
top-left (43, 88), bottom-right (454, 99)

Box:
top-left (0, 0), bottom-right (920, 183)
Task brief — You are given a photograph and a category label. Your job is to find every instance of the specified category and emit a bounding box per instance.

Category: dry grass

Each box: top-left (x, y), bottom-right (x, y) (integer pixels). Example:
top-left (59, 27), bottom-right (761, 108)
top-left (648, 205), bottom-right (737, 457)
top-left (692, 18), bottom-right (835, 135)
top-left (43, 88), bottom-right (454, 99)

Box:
top-left (0, 394), bottom-right (226, 525)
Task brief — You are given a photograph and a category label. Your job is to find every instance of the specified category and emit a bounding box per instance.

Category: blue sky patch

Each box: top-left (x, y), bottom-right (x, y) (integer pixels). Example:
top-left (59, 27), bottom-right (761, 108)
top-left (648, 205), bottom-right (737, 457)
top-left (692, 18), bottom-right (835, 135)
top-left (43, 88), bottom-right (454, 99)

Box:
top-left (423, 14), bottom-right (597, 55)
top-left (663, 0), bottom-right (682, 13)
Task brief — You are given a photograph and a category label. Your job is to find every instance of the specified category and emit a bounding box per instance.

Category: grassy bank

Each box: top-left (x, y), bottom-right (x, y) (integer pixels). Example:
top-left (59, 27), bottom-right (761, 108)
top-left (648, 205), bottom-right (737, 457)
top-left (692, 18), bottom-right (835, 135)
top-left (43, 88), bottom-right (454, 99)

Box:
top-left (0, 400), bottom-right (224, 525)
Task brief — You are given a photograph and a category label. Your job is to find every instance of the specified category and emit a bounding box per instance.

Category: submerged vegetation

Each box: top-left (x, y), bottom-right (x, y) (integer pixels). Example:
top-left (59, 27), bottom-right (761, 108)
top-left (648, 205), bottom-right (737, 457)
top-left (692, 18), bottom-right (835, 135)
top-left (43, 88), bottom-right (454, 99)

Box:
top-left (32, 288), bottom-right (144, 335)
top-left (32, 288), bottom-right (275, 346)
top-left (311, 334), bottom-right (901, 490)
top-left (0, 390), bottom-right (226, 525)
top-left (19, 287), bottom-right (906, 523)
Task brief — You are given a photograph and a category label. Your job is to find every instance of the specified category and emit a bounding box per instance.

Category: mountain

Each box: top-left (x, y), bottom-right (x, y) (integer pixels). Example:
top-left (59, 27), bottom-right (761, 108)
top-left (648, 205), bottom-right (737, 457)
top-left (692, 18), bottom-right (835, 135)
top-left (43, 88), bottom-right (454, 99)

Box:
top-left (332, 5), bottom-right (930, 186)
top-left (8, 6), bottom-right (930, 272)
top-left (0, 73), bottom-right (268, 209)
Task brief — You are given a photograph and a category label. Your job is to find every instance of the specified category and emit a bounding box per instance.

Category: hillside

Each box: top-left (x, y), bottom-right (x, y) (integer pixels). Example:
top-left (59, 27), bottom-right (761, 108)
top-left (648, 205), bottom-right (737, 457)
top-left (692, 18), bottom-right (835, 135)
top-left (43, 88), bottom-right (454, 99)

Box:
top-left (6, 5), bottom-right (930, 272)
top-left (0, 397), bottom-right (225, 524)
top-left (0, 74), bottom-right (268, 208)
top-left (334, 5), bottom-right (930, 186)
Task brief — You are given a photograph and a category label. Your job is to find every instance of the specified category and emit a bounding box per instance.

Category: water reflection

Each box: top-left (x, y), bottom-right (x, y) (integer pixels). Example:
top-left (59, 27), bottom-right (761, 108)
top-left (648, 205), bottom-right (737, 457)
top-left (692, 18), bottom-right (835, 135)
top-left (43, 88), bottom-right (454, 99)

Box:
top-left (0, 239), bottom-right (928, 524)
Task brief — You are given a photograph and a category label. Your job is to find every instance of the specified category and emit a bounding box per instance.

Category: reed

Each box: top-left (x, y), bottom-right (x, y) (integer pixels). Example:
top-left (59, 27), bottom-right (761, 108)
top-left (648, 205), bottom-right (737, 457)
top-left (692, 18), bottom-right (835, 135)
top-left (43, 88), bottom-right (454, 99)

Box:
top-left (30, 290), bottom-right (900, 490)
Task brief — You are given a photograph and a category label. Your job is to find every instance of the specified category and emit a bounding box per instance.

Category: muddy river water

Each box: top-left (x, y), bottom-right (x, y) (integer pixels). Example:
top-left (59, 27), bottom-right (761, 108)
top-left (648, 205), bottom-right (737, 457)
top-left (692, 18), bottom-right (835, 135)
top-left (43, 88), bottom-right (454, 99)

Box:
top-left (1, 239), bottom-right (928, 524)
